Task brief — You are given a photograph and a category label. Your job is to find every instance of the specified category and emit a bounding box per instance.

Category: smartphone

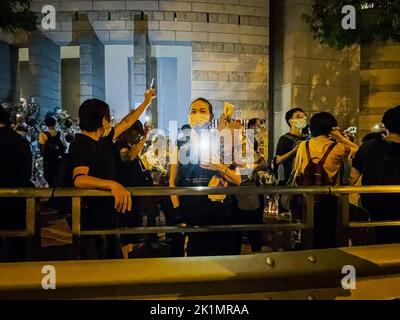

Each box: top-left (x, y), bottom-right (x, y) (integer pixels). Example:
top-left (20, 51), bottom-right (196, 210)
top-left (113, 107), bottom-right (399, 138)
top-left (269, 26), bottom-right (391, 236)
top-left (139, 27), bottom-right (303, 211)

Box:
top-left (347, 126), bottom-right (357, 134)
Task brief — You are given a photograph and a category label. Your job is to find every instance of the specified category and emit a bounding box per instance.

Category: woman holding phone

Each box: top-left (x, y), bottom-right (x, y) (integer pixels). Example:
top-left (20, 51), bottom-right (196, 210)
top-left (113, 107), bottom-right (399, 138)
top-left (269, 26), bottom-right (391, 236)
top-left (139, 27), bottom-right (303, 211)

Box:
top-left (169, 98), bottom-right (242, 256)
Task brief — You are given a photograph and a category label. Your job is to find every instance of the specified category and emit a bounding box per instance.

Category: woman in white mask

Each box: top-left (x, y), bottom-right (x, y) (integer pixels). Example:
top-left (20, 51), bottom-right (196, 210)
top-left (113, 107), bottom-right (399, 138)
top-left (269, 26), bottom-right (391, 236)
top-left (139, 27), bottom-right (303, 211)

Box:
top-left (169, 98), bottom-right (242, 257)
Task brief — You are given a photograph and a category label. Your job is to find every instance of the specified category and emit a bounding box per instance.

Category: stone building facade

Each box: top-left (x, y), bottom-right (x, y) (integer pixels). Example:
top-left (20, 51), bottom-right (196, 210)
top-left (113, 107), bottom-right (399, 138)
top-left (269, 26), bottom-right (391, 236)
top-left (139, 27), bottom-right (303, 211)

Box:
top-left (0, 0), bottom-right (399, 151)
top-left (0, 0), bottom-right (269, 124)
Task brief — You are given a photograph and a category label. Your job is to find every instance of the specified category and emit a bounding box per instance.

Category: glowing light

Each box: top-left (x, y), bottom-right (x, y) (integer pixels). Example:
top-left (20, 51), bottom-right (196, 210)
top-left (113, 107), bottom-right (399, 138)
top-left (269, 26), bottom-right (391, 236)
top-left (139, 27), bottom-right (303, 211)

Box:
top-left (371, 123), bottom-right (386, 133)
top-left (199, 134), bottom-right (211, 163)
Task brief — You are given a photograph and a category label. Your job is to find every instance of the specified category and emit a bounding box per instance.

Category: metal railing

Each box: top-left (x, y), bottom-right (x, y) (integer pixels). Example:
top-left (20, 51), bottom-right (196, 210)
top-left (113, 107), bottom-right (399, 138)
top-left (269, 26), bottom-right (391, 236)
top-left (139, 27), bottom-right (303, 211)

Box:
top-left (1, 185), bottom-right (400, 259)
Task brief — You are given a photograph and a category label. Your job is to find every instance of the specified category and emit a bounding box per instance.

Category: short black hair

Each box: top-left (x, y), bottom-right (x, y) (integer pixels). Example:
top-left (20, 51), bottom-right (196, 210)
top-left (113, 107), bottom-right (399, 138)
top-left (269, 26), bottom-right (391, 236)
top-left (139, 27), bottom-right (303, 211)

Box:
top-left (79, 99), bottom-right (110, 132)
top-left (248, 118), bottom-right (259, 129)
top-left (130, 120), bottom-right (144, 136)
top-left (0, 106), bottom-right (11, 125)
top-left (362, 132), bottom-right (384, 144)
top-left (309, 112), bottom-right (338, 137)
top-left (44, 117), bottom-right (56, 128)
top-left (116, 120), bottom-right (144, 151)
top-left (285, 108), bottom-right (304, 126)
top-left (181, 124), bottom-right (191, 131)
top-left (190, 98), bottom-right (213, 116)
top-left (382, 105), bottom-right (400, 135)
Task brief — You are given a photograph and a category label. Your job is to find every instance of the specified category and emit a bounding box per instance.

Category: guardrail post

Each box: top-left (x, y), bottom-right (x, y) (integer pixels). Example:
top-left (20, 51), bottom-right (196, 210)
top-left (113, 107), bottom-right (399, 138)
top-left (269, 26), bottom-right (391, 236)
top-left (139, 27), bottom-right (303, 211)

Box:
top-left (0, 237), bottom-right (7, 262)
top-left (72, 197), bottom-right (81, 259)
top-left (25, 197), bottom-right (36, 260)
top-left (336, 194), bottom-right (350, 247)
top-left (302, 194), bottom-right (314, 249)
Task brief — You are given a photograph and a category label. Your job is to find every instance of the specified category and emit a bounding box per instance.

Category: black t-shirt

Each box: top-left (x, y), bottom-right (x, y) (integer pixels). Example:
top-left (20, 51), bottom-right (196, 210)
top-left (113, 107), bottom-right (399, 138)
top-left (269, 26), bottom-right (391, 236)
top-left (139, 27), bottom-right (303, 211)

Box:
top-left (275, 133), bottom-right (305, 184)
top-left (98, 128), bottom-right (120, 181)
top-left (352, 138), bottom-right (400, 219)
top-left (0, 126), bottom-right (32, 188)
top-left (68, 130), bottom-right (119, 228)
top-left (0, 126), bottom-right (32, 229)
top-left (118, 158), bottom-right (153, 187)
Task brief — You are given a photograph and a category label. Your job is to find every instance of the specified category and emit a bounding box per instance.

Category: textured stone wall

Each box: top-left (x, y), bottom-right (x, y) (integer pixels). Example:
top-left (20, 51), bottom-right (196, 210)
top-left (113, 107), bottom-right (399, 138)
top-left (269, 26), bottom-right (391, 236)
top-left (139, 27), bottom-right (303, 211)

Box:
top-left (76, 16), bottom-right (106, 103)
top-left (359, 41), bottom-right (400, 139)
top-left (0, 41), bottom-right (11, 103)
top-left (28, 0), bottom-right (269, 121)
top-left (61, 58), bottom-right (80, 118)
top-left (28, 34), bottom-right (61, 117)
top-left (273, 0), bottom-right (360, 145)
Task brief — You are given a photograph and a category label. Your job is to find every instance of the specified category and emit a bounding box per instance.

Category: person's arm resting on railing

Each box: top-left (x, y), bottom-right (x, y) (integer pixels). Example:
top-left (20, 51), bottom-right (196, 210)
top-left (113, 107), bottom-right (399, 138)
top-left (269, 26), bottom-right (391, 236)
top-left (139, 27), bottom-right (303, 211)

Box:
top-left (73, 166), bottom-right (132, 213)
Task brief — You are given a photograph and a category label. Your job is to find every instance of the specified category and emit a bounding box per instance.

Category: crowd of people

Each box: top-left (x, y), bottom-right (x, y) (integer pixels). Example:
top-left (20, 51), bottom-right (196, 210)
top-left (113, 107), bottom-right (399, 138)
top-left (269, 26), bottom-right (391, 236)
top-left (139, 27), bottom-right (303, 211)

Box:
top-left (1, 86), bottom-right (400, 261)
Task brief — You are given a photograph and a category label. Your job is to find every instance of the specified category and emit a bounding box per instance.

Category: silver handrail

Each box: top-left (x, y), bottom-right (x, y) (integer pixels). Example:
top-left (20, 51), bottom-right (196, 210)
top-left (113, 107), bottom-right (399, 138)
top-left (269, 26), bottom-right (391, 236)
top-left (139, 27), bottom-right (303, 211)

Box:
top-left (1, 185), bottom-right (400, 259)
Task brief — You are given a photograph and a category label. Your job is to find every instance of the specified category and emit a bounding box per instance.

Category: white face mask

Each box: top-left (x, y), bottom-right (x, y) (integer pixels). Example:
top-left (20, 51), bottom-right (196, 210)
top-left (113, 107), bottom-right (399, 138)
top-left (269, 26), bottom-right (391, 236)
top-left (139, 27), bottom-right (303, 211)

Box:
top-left (292, 118), bottom-right (307, 130)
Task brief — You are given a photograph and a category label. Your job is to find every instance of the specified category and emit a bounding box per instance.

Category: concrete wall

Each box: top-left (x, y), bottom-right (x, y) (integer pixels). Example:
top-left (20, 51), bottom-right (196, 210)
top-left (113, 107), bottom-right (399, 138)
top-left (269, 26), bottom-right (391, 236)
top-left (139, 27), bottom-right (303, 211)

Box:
top-left (61, 58), bottom-right (80, 118)
top-left (0, 41), bottom-right (12, 103)
top-left (105, 45), bottom-right (133, 120)
top-left (152, 45), bottom-right (192, 129)
top-left (273, 0), bottom-right (360, 146)
top-left (28, 0), bottom-right (269, 122)
top-left (157, 57), bottom-right (178, 130)
top-left (28, 34), bottom-right (61, 117)
top-left (359, 40), bottom-right (400, 139)
top-left (20, 0), bottom-right (400, 143)
top-left (79, 32), bottom-right (105, 103)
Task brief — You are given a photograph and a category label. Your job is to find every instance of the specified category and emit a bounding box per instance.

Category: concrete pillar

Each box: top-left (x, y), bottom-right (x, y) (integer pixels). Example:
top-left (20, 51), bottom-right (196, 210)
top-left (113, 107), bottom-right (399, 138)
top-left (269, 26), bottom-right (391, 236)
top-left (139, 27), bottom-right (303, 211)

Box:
top-left (28, 34), bottom-right (61, 117)
top-left (0, 41), bottom-right (11, 103)
top-left (273, 0), bottom-right (360, 146)
top-left (359, 40), bottom-right (400, 139)
top-left (132, 14), bottom-right (157, 124)
top-left (79, 32), bottom-right (105, 103)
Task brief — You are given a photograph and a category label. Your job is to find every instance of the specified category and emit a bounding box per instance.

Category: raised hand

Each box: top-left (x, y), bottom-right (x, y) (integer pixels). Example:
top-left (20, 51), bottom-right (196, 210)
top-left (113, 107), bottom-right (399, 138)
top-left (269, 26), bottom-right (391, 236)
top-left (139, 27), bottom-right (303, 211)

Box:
top-left (144, 88), bottom-right (156, 106)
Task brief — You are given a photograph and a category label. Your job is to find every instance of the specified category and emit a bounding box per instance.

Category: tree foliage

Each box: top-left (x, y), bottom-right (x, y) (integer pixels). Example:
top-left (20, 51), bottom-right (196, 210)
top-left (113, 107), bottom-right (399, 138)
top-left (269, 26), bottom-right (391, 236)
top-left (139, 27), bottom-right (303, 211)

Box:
top-left (0, 0), bottom-right (37, 33)
top-left (304, 0), bottom-right (400, 49)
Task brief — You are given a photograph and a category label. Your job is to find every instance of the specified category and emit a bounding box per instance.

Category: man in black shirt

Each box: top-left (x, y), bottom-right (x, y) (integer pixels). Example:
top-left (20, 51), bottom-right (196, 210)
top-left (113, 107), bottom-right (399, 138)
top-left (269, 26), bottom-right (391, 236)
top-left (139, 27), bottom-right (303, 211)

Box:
top-left (69, 88), bottom-right (155, 258)
top-left (0, 106), bottom-right (32, 261)
top-left (351, 105), bottom-right (400, 244)
top-left (275, 108), bottom-right (308, 185)
top-left (69, 100), bottom-right (132, 223)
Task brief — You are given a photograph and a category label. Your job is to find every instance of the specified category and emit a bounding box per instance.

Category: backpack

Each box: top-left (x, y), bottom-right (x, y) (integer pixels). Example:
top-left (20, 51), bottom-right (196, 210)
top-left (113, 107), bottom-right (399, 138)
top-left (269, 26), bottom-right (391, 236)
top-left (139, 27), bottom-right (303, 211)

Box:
top-left (296, 141), bottom-right (337, 186)
top-left (43, 131), bottom-right (65, 165)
